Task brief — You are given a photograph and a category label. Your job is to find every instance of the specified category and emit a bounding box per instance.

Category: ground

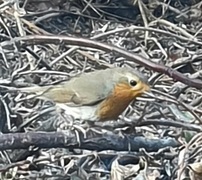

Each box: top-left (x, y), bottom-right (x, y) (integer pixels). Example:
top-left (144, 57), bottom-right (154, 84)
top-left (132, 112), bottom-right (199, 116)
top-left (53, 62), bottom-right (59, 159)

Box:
top-left (0, 0), bottom-right (202, 179)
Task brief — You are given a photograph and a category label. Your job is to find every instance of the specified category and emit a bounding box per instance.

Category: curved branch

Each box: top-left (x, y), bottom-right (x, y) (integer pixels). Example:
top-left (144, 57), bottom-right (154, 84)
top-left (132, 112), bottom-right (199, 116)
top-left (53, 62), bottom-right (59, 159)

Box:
top-left (0, 130), bottom-right (179, 151)
top-left (1, 35), bottom-right (202, 88)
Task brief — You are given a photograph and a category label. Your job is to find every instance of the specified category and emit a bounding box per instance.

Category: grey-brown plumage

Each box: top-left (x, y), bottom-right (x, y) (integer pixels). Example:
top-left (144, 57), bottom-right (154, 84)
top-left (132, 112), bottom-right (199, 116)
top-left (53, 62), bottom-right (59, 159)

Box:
top-left (18, 67), bottom-right (148, 107)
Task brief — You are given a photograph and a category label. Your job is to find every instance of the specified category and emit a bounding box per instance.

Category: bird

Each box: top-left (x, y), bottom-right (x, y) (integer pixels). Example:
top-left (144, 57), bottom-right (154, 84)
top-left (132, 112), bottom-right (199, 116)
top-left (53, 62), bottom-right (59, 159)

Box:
top-left (10, 67), bottom-right (150, 121)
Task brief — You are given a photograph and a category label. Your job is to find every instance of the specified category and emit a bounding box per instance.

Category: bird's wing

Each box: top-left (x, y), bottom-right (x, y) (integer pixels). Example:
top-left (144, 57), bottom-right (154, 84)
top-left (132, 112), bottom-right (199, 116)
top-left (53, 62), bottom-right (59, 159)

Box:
top-left (19, 85), bottom-right (75, 103)
top-left (19, 69), bottom-right (115, 106)
top-left (61, 71), bottom-right (114, 106)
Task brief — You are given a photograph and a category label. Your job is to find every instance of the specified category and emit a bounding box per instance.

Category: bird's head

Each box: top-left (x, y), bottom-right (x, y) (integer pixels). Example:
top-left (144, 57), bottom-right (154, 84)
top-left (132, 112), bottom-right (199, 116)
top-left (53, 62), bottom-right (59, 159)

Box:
top-left (112, 67), bottom-right (150, 99)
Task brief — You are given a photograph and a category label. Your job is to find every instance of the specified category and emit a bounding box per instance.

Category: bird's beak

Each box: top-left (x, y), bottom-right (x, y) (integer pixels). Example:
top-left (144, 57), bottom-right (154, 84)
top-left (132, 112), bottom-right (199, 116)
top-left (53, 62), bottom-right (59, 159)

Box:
top-left (142, 83), bottom-right (150, 92)
top-left (136, 84), bottom-right (154, 101)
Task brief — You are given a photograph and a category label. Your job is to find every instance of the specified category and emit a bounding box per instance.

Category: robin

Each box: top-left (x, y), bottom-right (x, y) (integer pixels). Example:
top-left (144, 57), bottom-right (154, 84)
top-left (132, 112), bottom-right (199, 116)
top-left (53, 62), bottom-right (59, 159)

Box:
top-left (13, 67), bottom-right (150, 121)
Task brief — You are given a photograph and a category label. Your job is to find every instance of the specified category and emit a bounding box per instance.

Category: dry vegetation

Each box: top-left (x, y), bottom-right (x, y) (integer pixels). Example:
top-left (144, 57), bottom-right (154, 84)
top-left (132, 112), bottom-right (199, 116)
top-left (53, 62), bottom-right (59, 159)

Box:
top-left (0, 0), bottom-right (202, 179)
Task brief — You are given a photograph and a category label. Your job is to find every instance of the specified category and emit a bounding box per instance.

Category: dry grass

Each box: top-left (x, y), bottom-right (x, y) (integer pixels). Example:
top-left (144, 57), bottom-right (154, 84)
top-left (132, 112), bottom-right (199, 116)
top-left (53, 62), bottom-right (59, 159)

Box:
top-left (0, 0), bottom-right (202, 179)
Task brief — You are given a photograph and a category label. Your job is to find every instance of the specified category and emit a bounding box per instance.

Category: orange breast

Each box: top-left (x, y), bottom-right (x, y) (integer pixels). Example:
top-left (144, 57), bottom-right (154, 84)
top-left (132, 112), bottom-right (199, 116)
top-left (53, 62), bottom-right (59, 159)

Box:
top-left (96, 83), bottom-right (135, 121)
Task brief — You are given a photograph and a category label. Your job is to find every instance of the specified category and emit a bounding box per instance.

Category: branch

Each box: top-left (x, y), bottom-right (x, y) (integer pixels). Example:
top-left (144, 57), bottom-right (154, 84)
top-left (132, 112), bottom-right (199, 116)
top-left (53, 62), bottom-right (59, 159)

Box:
top-left (1, 35), bottom-right (202, 88)
top-left (0, 130), bottom-right (179, 151)
top-left (138, 119), bottom-right (202, 132)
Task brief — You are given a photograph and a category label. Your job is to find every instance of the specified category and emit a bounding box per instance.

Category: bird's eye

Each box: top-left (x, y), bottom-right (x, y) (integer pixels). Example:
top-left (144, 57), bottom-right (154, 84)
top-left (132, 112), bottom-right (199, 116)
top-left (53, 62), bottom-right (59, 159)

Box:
top-left (130, 80), bottom-right (137, 86)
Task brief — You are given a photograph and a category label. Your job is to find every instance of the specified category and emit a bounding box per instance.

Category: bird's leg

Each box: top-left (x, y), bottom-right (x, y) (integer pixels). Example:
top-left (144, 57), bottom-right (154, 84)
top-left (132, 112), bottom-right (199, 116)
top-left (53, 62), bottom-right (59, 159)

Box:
top-left (54, 106), bottom-right (88, 145)
top-left (57, 103), bottom-right (104, 139)
top-left (84, 120), bottom-right (108, 135)
top-left (56, 103), bottom-right (104, 140)
top-left (72, 119), bottom-right (88, 139)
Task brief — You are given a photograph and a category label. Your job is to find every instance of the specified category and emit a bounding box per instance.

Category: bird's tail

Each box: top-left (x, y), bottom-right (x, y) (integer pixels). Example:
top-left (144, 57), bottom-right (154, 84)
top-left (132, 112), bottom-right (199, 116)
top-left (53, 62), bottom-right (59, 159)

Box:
top-left (19, 86), bottom-right (51, 95)
top-left (0, 84), bottom-right (50, 96)
top-left (0, 85), bottom-right (18, 93)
